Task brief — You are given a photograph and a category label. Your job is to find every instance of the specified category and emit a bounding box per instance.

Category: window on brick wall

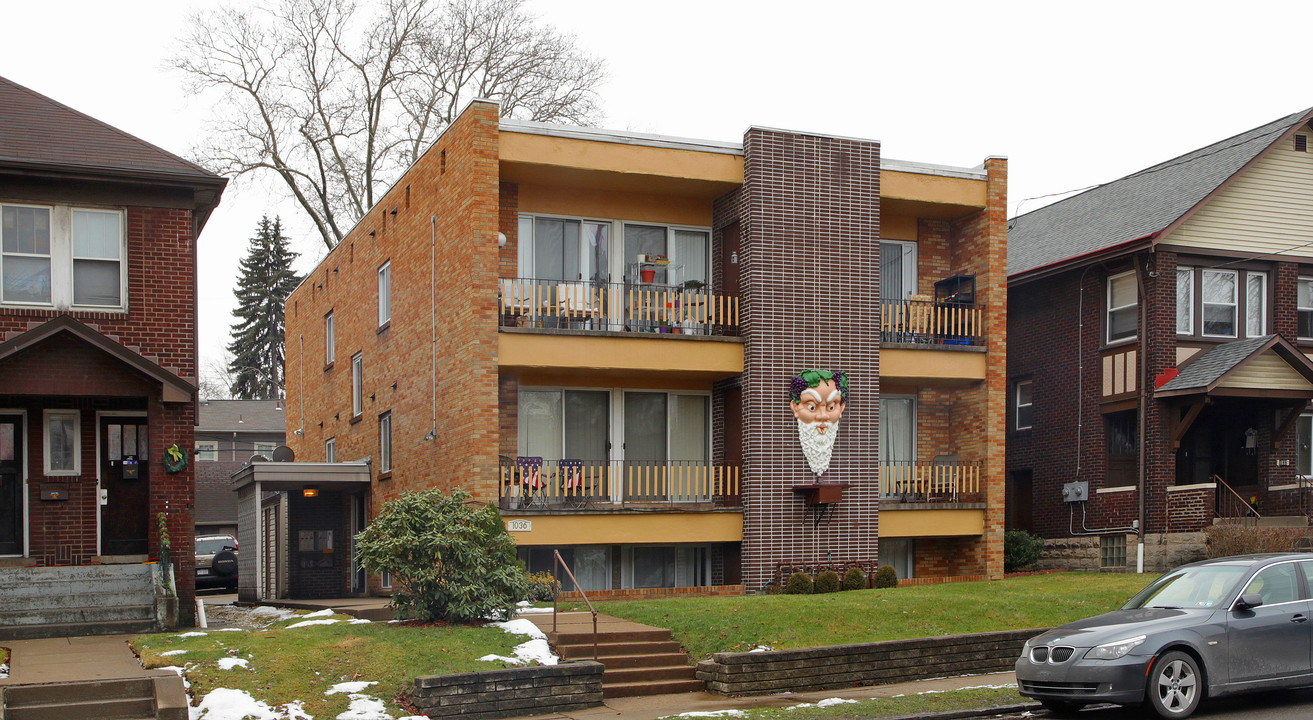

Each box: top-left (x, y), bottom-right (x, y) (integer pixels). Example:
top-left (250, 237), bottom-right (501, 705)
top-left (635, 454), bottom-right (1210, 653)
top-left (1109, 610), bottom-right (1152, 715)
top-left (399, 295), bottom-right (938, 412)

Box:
top-left (1105, 410), bottom-right (1138, 486)
top-left (325, 311), bottom-right (335, 365)
top-left (253, 442), bottom-right (277, 458)
top-left (325, 437), bottom-right (336, 463)
top-left (1297, 415), bottom-right (1313, 477)
top-left (1299, 278), bottom-right (1313, 340)
top-left (195, 440), bottom-right (218, 462)
top-left (1179, 267), bottom-right (1267, 338)
top-left (377, 261), bottom-right (391, 326)
top-left (43, 409), bottom-right (79, 475)
top-left (1106, 271), bottom-right (1137, 343)
top-left (379, 411), bottom-right (392, 474)
top-left (1101, 534), bottom-right (1127, 568)
top-left (1, 204), bottom-right (126, 310)
top-left (1014, 380), bottom-right (1033, 431)
top-left (351, 353), bottom-right (363, 418)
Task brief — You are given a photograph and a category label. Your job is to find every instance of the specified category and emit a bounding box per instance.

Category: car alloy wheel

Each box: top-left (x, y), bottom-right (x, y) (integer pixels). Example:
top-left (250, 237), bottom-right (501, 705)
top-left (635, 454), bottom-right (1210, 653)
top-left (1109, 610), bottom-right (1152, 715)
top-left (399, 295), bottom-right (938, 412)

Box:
top-left (1147, 651), bottom-right (1201, 719)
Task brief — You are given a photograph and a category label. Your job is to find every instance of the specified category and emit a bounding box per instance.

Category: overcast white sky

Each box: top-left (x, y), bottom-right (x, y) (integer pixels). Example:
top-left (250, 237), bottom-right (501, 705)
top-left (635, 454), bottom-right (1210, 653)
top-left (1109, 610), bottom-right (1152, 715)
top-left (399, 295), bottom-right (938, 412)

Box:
top-left (1, 0), bottom-right (1309, 387)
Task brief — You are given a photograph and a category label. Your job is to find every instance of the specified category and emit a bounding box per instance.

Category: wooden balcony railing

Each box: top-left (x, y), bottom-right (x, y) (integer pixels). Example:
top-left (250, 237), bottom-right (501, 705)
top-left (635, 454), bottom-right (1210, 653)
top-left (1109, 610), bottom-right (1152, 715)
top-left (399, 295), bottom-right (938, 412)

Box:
top-left (499, 458), bottom-right (741, 509)
top-left (499, 278), bottom-right (740, 335)
top-left (880, 459), bottom-right (983, 503)
top-left (881, 299), bottom-right (985, 346)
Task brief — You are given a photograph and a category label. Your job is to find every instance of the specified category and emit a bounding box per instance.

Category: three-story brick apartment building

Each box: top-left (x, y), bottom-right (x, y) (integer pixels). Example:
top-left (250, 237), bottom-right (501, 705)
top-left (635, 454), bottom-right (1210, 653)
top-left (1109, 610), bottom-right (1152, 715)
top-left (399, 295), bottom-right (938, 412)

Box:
top-left (0, 77), bottom-right (226, 636)
top-left (275, 101), bottom-right (1006, 599)
top-left (1009, 108), bottom-right (1313, 572)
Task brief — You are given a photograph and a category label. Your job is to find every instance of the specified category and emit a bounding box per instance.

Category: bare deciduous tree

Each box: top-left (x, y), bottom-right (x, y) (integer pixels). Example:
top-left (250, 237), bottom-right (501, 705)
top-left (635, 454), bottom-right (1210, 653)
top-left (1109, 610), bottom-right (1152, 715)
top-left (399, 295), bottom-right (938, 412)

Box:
top-left (175, 0), bottom-right (605, 250)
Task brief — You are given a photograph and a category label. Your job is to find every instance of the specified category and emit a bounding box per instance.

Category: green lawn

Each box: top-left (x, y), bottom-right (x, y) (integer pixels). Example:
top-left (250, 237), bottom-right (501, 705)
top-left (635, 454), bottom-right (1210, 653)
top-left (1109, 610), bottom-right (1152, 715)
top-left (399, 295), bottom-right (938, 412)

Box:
top-left (590, 572), bottom-right (1155, 660)
top-left (132, 613), bottom-right (525, 718)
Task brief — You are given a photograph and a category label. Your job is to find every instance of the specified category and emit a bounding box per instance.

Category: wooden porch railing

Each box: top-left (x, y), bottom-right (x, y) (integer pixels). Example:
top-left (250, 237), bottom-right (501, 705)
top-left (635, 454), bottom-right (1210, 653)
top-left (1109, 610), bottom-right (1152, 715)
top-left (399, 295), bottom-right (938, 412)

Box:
top-left (881, 299), bottom-right (985, 346)
top-left (499, 459), bottom-right (741, 508)
top-left (879, 459), bottom-right (983, 502)
top-left (499, 278), bottom-right (740, 335)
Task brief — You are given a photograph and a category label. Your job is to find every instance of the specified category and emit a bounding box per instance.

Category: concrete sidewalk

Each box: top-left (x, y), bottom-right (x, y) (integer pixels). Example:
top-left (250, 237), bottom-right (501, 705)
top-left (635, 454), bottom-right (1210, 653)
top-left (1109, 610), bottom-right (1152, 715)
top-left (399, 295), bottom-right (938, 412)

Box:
top-left (0, 634), bottom-right (175, 686)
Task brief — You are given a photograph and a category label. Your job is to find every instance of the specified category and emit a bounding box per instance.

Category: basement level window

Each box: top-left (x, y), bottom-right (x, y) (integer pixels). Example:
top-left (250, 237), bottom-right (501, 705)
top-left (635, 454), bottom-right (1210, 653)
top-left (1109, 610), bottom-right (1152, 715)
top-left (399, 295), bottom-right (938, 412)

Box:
top-left (1101, 534), bottom-right (1127, 568)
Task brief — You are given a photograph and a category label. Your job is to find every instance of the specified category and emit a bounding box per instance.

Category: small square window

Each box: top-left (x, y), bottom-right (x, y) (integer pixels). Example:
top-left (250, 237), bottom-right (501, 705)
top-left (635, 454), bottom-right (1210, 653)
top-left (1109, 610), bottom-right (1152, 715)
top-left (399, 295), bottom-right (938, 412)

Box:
top-left (195, 441), bottom-right (218, 462)
top-left (253, 442), bottom-right (278, 457)
top-left (1101, 535), bottom-right (1127, 568)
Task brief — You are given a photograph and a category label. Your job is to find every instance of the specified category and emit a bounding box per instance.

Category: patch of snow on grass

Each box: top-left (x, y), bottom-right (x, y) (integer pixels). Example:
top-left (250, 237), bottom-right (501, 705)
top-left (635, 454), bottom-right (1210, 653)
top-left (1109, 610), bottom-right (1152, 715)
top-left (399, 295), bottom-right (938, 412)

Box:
top-left (787, 698), bottom-right (857, 710)
top-left (284, 701), bottom-right (312, 719)
top-left (485, 617), bottom-right (557, 665)
top-left (477, 654), bottom-right (520, 664)
top-left (287, 618), bottom-right (340, 629)
top-left (217, 657), bottom-right (249, 670)
top-left (671, 711), bottom-right (745, 718)
top-left (303, 608), bottom-right (336, 618)
top-left (514, 607), bottom-right (552, 614)
top-left (248, 606), bottom-right (298, 619)
top-left (160, 650), bottom-right (188, 657)
top-left (213, 628), bottom-right (245, 632)
top-left (175, 631), bottom-right (208, 638)
top-left (335, 693), bottom-right (391, 719)
top-left (192, 688), bottom-right (281, 720)
top-left (325, 681), bottom-right (378, 695)
top-left (348, 618), bottom-right (372, 624)
top-left (748, 645), bottom-right (774, 652)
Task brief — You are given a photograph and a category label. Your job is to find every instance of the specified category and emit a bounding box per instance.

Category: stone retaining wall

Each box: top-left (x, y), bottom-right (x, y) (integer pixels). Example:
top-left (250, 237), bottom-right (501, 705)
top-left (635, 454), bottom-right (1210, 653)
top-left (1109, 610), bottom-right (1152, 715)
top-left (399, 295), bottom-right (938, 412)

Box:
top-left (696, 629), bottom-right (1041, 695)
top-left (409, 661), bottom-right (604, 719)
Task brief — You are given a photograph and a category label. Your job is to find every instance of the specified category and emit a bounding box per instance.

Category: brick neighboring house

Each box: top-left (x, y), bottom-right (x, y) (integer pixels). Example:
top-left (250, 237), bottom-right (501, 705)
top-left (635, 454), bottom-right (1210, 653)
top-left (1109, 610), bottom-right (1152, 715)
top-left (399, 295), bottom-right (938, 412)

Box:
top-left (269, 101), bottom-right (1006, 601)
top-left (1008, 108), bottom-right (1313, 572)
top-left (0, 76), bottom-right (226, 634)
top-left (195, 399), bottom-right (287, 537)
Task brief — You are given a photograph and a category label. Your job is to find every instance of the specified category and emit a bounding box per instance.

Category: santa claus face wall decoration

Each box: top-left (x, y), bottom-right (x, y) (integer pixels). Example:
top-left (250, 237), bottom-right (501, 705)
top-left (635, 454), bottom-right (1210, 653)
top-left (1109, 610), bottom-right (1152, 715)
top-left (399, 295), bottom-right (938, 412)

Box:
top-left (789, 369), bottom-right (848, 476)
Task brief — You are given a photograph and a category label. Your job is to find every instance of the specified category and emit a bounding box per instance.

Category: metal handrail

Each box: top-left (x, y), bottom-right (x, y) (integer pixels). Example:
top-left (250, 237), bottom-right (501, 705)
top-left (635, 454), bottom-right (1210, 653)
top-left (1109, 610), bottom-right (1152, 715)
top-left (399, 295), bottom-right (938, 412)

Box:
top-left (1212, 474), bottom-right (1262, 519)
top-left (552, 549), bottom-right (598, 660)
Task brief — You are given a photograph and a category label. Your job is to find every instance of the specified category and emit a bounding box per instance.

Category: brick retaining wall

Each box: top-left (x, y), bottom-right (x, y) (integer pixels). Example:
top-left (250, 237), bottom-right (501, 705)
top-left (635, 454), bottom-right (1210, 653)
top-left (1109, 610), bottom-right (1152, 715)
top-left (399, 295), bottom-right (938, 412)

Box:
top-left (695, 629), bottom-right (1040, 695)
top-left (409, 661), bottom-right (604, 719)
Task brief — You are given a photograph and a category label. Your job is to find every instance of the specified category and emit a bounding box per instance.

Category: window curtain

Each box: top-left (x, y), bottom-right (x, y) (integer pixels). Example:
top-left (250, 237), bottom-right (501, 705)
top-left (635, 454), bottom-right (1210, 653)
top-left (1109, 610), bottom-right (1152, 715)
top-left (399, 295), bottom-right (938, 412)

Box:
top-left (673, 230), bottom-right (708, 286)
top-left (879, 397), bottom-right (915, 463)
top-left (573, 546), bottom-right (611, 591)
top-left (624, 392), bottom-right (667, 463)
top-left (880, 242), bottom-right (905, 300)
top-left (564, 391), bottom-right (608, 462)
top-left (519, 391), bottom-right (563, 460)
top-left (584, 222), bottom-right (609, 283)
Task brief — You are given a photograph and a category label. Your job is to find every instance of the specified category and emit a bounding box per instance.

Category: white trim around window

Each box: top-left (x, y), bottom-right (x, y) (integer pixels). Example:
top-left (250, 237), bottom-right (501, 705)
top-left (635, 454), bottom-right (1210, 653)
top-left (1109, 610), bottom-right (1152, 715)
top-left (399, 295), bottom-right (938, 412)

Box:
top-left (1299, 277), bottom-right (1313, 340)
top-left (325, 311), bottom-right (335, 365)
top-left (195, 440), bottom-right (218, 462)
top-left (351, 353), bottom-right (363, 418)
top-left (377, 261), bottom-right (391, 326)
top-left (1014, 380), bottom-right (1033, 431)
top-left (1106, 271), bottom-right (1137, 344)
top-left (379, 411), bottom-right (392, 473)
top-left (325, 437), bottom-right (336, 463)
top-left (43, 409), bottom-right (80, 475)
top-left (0, 203), bottom-right (127, 311)
top-left (1201, 269), bottom-right (1238, 338)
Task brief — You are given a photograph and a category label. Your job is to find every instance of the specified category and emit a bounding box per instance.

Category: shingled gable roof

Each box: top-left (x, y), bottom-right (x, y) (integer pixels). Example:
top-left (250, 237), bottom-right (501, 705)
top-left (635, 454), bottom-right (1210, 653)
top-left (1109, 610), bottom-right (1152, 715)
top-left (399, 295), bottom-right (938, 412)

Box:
top-left (0, 76), bottom-right (224, 186)
top-left (0, 315), bottom-right (195, 403)
top-left (1155, 334), bottom-right (1313, 398)
top-left (1009, 108), bottom-right (1313, 282)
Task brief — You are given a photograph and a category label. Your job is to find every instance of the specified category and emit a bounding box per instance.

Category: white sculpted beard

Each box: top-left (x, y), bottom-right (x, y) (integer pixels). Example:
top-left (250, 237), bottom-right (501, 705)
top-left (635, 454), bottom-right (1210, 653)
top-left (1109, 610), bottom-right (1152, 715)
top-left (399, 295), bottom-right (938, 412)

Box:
top-left (797, 419), bottom-right (840, 476)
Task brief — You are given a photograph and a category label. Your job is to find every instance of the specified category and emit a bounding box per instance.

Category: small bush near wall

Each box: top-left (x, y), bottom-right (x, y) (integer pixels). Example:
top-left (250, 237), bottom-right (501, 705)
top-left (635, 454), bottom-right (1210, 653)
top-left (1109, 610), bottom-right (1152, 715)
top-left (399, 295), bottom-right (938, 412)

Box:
top-left (1004, 530), bottom-right (1046, 572)
top-left (784, 572), bottom-right (814, 594)
top-left (1205, 525), bottom-right (1312, 558)
top-left (842, 567), bottom-right (867, 591)
top-left (872, 566), bottom-right (897, 589)
top-left (815, 571), bottom-right (840, 593)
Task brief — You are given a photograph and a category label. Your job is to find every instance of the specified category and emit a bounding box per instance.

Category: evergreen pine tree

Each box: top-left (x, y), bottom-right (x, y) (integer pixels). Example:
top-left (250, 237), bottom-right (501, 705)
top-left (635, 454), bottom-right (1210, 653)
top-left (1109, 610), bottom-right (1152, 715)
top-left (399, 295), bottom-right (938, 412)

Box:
top-left (227, 216), bottom-right (301, 399)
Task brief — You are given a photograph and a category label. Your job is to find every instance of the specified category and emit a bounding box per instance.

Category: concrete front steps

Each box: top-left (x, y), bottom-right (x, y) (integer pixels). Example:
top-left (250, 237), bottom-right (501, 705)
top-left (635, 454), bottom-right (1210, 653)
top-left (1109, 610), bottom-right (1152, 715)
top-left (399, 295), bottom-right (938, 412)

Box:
top-left (0, 565), bottom-right (162, 641)
top-left (550, 624), bottom-right (703, 697)
top-left (0, 676), bottom-right (187, 720)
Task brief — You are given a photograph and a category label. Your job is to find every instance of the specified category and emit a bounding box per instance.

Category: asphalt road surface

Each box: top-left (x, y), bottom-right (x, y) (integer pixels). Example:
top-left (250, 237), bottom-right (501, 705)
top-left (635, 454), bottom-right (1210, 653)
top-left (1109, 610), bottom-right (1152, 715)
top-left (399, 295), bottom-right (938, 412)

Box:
top-left (987, 687), bottom-right (1313, 720)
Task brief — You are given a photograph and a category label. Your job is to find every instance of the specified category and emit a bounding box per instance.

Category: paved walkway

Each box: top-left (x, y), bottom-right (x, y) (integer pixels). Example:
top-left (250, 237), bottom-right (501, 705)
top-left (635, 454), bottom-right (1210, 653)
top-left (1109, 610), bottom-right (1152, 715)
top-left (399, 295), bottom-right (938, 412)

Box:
top-left (0, 634), bottom-right (174, 686)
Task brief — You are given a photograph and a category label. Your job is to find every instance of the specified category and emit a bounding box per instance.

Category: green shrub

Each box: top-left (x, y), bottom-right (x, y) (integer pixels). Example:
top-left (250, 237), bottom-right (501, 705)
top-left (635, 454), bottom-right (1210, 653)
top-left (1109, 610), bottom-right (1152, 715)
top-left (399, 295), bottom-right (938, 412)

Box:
top-left (814, 570), bottom-right (840, 593)
top-left (525, 572), bottom-right (557, 602)
top-left (841, 566), bottom-right (867, 591)
top-left (784, 571), bottom-right (814, 594)
top-left (1205, 525), bottom-right (1311, 558)
top-left (355, 488), bottom-right (529, 622)
top-left (872, 565), bottom-right (897, 589)
top-left (1004, 530), bottom-right (1046, 572)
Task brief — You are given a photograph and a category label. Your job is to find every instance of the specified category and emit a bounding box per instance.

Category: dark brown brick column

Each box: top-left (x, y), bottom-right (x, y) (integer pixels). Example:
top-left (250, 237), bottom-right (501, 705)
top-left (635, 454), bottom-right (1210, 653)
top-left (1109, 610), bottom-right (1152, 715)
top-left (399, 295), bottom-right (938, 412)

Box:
top-left (737, 128), bottom-right (881, 590)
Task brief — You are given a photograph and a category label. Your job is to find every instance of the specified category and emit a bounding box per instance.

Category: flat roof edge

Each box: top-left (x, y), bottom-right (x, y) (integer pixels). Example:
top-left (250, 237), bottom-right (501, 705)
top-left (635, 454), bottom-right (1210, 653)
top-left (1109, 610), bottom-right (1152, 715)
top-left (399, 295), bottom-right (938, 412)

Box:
top-left (500, 119), bottom-right (744, 155)
top-left (882, 157), bottom-right (988, 181)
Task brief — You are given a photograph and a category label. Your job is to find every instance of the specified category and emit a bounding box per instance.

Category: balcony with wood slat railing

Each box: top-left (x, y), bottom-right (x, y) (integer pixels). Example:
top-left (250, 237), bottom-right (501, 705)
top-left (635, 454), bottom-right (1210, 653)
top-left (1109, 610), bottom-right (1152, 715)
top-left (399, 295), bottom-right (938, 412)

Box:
top-left (498, 458), bottom-right (741, 510)
top-left (499, 278), bottom-right (740, 336)
top-left (879, 459), bottom-right (983, 503)
top-left (881, 299), bottom-right (985, 346)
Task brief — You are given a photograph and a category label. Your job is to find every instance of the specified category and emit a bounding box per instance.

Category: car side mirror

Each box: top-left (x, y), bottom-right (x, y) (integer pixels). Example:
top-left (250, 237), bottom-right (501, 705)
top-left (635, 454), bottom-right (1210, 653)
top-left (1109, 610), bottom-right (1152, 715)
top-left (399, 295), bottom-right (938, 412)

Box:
top-left (1235, 593), bottom-right (1264, 610)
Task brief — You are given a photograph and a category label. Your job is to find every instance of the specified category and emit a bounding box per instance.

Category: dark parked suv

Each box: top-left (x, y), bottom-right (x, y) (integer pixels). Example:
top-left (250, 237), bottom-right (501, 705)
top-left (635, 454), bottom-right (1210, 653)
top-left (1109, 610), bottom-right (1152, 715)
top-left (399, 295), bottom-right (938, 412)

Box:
top-left (195, 534), bottom-right (239, 590)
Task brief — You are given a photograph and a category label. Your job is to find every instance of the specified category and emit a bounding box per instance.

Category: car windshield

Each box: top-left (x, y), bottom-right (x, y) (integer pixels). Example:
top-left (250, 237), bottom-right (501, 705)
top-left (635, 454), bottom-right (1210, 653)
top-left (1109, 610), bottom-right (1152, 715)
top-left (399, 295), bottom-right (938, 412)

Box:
top-left (197, 537), bottom-right (235, 555)
top-left (1123, 564), bottom-right (1249, 609)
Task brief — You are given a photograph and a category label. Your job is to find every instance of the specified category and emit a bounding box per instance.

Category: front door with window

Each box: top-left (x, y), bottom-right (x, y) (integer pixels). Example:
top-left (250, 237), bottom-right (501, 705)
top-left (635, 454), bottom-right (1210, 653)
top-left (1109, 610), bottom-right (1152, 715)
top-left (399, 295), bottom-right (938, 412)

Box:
top-left (0, 415), bottom-right (22, 555)
top-left (100, 417), bottom-right (149, 556)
